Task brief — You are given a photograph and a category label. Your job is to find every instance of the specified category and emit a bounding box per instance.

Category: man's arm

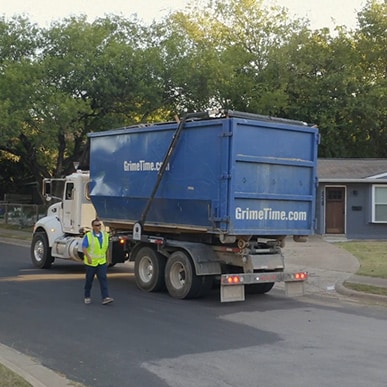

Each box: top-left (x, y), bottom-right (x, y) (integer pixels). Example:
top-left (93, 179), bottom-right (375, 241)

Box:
top-left (83, 247), bottom-right (92, 265)
top-left (106, 234), bottom-right (111, 265)
top-left (82, 236), bottom-right (92, 265)
top-left (106, 247), bottom-right (111, 265)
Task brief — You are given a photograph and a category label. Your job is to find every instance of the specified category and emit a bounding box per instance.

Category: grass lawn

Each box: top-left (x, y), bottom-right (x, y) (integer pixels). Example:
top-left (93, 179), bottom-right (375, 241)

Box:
top-left (0, 364), bottom-right (32, 387)
top-left (0, 223), bottom-right (32, 240)
top-left (342, 283), bottom-right (387, 296)
top-left (336, 241), bottom-right (387, 278)
top-left (337, 241), bottom-right (387, 297)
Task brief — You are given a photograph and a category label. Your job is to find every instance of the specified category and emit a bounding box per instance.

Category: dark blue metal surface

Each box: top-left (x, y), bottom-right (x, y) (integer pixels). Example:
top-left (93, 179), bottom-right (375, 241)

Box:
top-left (88, 116), bottom-right (318, 236)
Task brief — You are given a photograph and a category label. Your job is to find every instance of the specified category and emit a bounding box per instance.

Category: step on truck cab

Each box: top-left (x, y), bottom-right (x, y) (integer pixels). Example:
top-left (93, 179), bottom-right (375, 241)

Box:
top-left (31, 110), bottom-right (319, 302)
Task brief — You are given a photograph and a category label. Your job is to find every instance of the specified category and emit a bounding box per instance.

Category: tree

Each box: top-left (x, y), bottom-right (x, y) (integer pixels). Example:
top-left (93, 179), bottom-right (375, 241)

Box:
top-left (0, 17), bottom-right (49, 185)
top-left (257, 0), bottom-right (386, 157)
top-left (156, 0), bottom-right (306, 113)
top-left (347, 0), bottom-right (387, 156)
top-left (0, 15), bottom-right (174, 184)
top-left (1, 0), bottom-right (386, 195)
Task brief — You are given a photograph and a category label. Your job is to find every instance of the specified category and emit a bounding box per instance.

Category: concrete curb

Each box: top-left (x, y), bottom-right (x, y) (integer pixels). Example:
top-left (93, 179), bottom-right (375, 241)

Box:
top-left (335, 281), bottom-right (387, 306)
top-left (0, 343), bottom-right (74, 387)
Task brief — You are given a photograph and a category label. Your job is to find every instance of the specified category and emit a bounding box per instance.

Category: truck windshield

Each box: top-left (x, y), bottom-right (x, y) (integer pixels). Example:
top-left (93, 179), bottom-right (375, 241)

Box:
top-left (44, 179), bottom-right (65, 200)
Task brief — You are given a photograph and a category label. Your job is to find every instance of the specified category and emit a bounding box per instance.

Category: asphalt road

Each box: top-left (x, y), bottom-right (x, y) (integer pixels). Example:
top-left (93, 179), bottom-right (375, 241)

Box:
top-left (1, 242), bottom-right (387, 387)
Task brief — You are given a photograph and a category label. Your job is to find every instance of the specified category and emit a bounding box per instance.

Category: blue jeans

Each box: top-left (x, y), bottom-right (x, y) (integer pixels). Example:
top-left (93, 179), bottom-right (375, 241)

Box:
top-left (84, 263), bottom-right (109, 299)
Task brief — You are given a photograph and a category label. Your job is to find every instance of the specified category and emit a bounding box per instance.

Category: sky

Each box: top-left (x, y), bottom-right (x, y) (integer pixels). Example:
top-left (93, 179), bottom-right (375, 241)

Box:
top-left (1, 0), bottom-right (367, 30)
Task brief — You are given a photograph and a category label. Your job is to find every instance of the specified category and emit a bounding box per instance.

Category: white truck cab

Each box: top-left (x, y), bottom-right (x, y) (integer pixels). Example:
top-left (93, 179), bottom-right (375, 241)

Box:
top-left (31, 171), bottom-right (97, 268)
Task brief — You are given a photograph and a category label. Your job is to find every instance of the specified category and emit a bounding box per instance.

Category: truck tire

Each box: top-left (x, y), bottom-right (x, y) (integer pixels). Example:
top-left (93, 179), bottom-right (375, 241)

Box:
top-left (134, 247), bottom-right (166, 292)
top-left (31, 232), bottom-right (53, 269)
top-left (165, 251), bottom-right (202, 299)
top-left (246, 282), bottom-right (275, 294)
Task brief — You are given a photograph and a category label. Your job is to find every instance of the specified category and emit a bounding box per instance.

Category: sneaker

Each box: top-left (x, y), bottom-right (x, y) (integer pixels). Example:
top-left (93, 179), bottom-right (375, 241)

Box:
top-left (84, 298), bottom-right (91, 304)
top-left (102, 297), bottom-right (114, 305)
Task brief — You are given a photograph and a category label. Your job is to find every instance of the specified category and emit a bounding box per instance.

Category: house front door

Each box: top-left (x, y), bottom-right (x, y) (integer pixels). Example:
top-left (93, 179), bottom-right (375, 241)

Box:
top-left (325, 187), bottom-right (345, 234)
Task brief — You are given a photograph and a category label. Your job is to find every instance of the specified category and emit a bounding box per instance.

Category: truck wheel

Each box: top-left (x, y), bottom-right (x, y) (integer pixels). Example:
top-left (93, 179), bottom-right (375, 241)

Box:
top-left (134, 247), bottom-right (166, 292)
top-left (246, 282), bottom-right (275, 294)
top-left (31, 232), bottom-right (53, 269)
top-left (165, 251), bottom-right (202, 299)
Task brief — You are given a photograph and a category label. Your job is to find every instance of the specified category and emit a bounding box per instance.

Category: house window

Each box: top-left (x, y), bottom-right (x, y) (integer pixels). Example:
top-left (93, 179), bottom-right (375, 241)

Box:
top-left (372, 185), bottom-right (387, 222)
top-left (327, 189), bottom-right (344, 201)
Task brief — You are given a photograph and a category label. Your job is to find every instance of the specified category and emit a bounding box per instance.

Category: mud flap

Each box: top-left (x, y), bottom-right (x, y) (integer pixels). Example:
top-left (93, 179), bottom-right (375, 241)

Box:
top-left (221, 284), bottom-right (245, 302)
top-left (285, 281), bottom-right (305, 297)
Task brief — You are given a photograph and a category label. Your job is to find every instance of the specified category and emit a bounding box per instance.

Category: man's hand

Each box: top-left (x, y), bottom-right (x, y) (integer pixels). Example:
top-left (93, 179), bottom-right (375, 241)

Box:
top-left (82, 248), bottom-right (92, 265)
top-left (84, 252), bottom-right (92, 265)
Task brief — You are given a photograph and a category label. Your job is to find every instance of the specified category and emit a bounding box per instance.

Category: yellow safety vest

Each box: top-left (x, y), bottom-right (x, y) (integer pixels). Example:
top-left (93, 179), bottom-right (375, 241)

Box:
top-left (84, 231), bottom-right (109, 267)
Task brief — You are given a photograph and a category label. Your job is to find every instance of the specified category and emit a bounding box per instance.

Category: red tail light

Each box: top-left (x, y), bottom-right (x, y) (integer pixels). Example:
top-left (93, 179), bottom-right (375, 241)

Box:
top-left (226, 275), bottom-right (241, 284)
top-left (295, 272), bottom-right (308, 280)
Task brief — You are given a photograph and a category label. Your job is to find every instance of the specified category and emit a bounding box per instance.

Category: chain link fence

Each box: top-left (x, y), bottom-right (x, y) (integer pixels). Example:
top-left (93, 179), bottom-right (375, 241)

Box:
top-left (0, 203), bottom-right (48, 228)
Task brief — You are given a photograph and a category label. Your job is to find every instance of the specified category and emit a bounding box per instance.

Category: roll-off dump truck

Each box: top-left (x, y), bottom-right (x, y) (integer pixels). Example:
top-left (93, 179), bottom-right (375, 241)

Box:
top-left (31, 110), bottom-right (319, 302)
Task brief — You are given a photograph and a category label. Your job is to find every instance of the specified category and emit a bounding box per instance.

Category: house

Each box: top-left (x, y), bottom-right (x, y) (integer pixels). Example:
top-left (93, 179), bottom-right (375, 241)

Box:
top-left (316, 159), bottom-right (387, 240)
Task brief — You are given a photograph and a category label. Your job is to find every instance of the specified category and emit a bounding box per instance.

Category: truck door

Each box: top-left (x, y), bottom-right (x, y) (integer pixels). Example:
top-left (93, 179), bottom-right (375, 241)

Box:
top-left (63, 182), bottom-right (76, 232)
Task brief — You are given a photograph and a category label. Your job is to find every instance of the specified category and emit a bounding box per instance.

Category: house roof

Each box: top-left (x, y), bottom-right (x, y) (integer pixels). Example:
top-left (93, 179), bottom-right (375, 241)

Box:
top-left (318, 159), bottom-right (387, 181)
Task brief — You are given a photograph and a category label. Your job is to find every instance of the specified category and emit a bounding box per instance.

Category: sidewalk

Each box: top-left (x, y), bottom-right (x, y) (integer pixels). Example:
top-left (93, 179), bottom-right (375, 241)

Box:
top-left (1, 228), bottom-right (387, 386)
top-left (282, 235), bottom-right (387, 305)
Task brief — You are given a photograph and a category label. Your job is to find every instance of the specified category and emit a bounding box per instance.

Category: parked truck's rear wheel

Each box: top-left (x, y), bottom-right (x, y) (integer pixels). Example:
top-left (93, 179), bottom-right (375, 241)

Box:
top-left (165, 251), bottom-right (203, 299)
top-left (31, 232), bottom-right (53, 269)
top-left (246, 282), bottom-right (275, 294)
top-left (134, 247), bottom-right (166, 292)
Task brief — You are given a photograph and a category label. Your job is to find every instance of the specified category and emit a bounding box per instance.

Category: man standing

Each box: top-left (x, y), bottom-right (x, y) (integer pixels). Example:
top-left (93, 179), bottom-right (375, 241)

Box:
top-left (82, 218), bottom-right (114, 305)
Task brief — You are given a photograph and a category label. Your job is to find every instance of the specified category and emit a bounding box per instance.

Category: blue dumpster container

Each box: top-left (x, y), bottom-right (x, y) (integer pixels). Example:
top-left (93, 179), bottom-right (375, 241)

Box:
top-left (88, 113), bottom-right (318, 237)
